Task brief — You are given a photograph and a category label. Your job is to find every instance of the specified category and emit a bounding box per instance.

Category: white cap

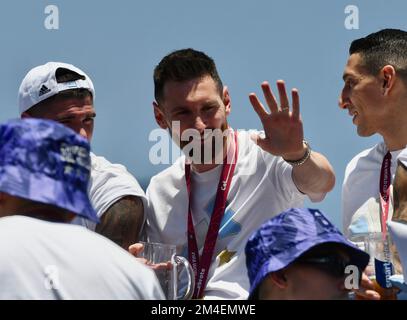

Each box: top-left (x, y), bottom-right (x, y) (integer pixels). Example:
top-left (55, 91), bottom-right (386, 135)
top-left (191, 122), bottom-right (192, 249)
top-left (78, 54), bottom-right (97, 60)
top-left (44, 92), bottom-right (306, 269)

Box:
top-left (18, 62), bottom-right (95, 114)
top-left (398, 147), bottom-right (407, 167)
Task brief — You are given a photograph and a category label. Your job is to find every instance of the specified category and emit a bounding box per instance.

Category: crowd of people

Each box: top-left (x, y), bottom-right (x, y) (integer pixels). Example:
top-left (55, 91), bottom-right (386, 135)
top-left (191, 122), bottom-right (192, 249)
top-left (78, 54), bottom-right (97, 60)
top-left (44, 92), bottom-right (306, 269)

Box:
top-left (0, 28), bottom-right (406, 300)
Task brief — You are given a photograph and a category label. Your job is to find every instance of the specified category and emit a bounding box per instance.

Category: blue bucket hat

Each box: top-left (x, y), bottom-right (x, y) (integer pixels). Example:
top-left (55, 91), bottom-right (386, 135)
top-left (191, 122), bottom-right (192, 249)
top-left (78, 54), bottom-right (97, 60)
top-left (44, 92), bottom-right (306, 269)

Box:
top-left (245, 208), bottom-right (369, 299)
top-left (0, 118), bottom-right (98, 223)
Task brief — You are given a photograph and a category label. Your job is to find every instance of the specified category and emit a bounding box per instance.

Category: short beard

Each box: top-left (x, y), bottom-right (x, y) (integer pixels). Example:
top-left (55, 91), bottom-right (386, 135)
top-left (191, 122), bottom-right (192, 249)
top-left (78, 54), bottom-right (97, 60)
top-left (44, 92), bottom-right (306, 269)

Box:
top-left (178, 120), bottom-right (230, 165)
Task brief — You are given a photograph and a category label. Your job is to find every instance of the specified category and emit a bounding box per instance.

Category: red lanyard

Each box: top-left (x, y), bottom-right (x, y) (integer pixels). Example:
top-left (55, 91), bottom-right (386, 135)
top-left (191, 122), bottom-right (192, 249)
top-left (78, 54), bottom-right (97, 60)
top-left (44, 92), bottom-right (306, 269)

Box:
top-left (185, 131), bottom-right (238, 299)
top-left (379, 151), bottom-right (392, 238)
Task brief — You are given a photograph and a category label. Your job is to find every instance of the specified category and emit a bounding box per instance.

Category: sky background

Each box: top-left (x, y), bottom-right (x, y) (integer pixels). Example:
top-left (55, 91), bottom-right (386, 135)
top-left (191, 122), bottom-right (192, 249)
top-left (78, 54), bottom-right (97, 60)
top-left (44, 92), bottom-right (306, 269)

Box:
top-left (0, 0), bottom-right (405, 230)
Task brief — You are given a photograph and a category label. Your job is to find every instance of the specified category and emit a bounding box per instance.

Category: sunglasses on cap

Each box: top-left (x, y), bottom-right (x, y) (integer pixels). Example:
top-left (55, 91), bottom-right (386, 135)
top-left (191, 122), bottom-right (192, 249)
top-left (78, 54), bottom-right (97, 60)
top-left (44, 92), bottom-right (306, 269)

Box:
top-left (296, 254), bottom-right (356, 279)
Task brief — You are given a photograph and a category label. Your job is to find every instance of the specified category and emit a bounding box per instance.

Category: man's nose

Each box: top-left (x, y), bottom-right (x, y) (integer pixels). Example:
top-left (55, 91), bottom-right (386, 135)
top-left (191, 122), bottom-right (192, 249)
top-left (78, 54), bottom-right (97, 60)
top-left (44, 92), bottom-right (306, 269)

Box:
top-left (194, 116), bottom-right (206, 133)
top-left (78, 127), bottom-right (89, 140)
top-left (339, 89), bottom-right (349, 109)
top-left (338, 97), bottom-right (346, 109)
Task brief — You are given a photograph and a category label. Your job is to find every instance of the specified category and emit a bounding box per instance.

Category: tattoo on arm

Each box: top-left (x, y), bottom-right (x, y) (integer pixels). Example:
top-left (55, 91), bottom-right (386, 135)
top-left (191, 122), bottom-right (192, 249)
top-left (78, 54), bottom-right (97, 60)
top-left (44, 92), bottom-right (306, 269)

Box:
top-left (95, 195), bottom-right (144, 250)
top-left (393, 162), bottom-right (407, 223)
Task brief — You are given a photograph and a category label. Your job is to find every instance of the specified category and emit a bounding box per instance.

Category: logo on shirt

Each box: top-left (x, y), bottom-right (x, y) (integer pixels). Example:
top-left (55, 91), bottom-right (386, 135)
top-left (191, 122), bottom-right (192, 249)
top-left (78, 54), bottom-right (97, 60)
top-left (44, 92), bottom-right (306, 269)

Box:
top-left (218, 249), bottom-right (237, 267)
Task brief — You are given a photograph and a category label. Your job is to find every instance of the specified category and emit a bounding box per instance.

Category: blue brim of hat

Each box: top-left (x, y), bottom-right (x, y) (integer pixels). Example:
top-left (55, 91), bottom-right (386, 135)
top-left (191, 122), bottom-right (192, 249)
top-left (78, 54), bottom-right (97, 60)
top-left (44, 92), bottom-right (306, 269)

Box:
top-left (0, 165), bottom-right (98, 223)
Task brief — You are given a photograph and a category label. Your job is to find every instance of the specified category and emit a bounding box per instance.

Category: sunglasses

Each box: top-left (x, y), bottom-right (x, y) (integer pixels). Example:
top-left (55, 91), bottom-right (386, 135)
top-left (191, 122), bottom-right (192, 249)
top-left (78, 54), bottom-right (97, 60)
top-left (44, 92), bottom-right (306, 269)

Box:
top-left (296, 254), bottom-right (355, 279)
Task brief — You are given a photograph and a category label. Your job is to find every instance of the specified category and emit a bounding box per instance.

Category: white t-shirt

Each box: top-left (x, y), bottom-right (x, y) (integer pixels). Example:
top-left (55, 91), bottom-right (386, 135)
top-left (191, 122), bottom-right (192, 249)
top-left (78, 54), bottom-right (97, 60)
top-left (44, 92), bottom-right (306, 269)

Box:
top-left (0, 215), bottom-right (164, 300)
top-left (145, 130), bottom-right (307, 299)
top-left (342, 141), bottom-right (402, 240)
top-left (399, 148), bottom-right (407, 167)
top-left (72, 153), bottom-right (147, 230)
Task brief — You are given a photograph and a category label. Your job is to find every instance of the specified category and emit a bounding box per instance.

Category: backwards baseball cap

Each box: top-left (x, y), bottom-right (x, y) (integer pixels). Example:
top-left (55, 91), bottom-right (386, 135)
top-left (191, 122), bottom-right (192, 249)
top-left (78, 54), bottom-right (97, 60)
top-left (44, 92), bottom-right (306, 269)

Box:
top-left (18, 62), bottom-right (95, 114)
top-left (245, 208), bottom-right (369, 299)
top-left (0, 118), bottom-right (98, 223)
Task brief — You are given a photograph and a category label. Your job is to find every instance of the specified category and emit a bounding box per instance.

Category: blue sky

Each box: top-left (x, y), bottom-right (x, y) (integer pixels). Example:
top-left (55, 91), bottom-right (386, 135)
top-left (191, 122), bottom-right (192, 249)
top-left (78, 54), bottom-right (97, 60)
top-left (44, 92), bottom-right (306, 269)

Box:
top-left (0, 0), bottom-right (406, 229)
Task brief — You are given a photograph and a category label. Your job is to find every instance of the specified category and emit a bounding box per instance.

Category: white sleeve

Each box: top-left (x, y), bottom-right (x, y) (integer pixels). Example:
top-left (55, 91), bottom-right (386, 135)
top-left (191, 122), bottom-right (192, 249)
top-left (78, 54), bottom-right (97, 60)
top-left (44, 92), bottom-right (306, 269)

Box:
top-left (89, 154), bottom-right (147, 218)
top-left (342, 179), bottom-right (352, 236)
top-left (144, 177), bottom-right (165, 243)
top-left (342, 159), bottom-right (357, 236)
top-left (260, 148), bottom-right (306, 205)
top-left (251, 134), bottom-right (318, 203)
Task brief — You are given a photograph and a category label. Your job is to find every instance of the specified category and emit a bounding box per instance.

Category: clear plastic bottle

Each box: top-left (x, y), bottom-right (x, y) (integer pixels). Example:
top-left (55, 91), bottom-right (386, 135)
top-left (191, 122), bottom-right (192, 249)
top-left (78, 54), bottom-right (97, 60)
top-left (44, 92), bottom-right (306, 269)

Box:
top-left (363, 232), bottom-right (397, 300)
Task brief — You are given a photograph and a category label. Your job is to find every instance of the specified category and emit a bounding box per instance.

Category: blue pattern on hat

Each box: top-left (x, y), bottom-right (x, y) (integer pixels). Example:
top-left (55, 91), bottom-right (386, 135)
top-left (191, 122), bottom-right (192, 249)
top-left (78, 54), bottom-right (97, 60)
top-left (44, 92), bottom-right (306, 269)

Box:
top-left (245, 208), bottom-right (369, 299)
top-left (0, 118), bottom-right (98, 222)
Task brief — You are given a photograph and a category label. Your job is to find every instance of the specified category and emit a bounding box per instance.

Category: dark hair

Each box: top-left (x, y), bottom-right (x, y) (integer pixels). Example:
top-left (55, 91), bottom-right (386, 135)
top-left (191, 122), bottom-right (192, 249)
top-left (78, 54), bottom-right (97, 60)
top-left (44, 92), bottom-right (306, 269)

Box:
top-left (349, 28), bottom-right (407, 82)
top-left (153, 48), bottom-right (223, 103)
top-left (26, 67), bottom-right (93, 116)
top-left (16, 197), bottom-right (76, 223)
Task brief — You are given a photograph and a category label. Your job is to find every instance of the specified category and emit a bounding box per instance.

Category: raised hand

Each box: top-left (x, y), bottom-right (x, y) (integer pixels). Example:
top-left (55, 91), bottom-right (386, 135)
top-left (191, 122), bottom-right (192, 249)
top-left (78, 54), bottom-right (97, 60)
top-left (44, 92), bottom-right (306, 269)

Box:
top-left (249, 80), bottom-right (305, 160)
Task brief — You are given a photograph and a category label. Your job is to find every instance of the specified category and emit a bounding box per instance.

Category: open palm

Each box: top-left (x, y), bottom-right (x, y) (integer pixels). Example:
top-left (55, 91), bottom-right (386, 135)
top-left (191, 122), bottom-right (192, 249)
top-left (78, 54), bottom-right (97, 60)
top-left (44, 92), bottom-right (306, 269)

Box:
top-left (249, 80), bottom-right (304, 158)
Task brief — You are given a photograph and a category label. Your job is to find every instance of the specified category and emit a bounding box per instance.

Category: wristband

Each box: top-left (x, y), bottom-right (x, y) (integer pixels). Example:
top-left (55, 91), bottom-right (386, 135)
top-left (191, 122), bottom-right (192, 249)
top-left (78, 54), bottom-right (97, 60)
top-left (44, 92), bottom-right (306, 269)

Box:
top-left (284, 140), bottom-right (311, 166)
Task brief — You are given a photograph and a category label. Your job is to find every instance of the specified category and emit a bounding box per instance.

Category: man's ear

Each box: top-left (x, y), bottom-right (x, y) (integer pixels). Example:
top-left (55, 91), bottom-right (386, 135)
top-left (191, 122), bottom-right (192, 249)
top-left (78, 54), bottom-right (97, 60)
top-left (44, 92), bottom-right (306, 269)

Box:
top-left (269, 270), bottom-right (288, 289)
top-left (381, 65), bottom-right (396, 96)
top-left (223, 86), bottom-right (231, 116)
top-left (153, 102), bottom-right (169, 130)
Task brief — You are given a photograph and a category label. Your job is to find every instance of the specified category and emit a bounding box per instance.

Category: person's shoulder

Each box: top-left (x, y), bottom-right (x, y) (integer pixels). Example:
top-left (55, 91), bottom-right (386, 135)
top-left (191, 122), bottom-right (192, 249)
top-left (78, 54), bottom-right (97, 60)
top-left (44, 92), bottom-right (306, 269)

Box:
top-left (236, 129), bottom-right (259, 148)
top-left (0, 216), bottom-right (133, 260)
top-left (345, 143), bottom-right (384, 174)
top-left (149, 156), bottom-right (185, 186)
top-left (69, 228), bottom-right (163, 298)
top-left (0, 216), bottom-right (88, 250)
top-left (90, 152), bottom-right (129, 172)
top-left (343, 143), bottom-right (385, 188)
top-left (0, 215), bottom-right (47, 231)
top-left (236, 129), bottom-right (282, 166)
top-left (237, 129), bottom-right (262, 158)
top-left (0, 216), bottom-right (43, 265)
top-left (90, 152), bottom-right (143, 188)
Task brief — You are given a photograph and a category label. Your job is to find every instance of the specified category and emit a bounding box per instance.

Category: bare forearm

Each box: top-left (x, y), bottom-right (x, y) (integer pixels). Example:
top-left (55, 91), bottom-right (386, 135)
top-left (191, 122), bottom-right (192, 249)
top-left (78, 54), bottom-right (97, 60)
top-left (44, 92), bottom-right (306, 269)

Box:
top-left (95, 195), bottom-right (144, 249)
top-left (393, 161), bottom-right (407, 222)
top-left (292, 151), bottom-right (335, 201)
